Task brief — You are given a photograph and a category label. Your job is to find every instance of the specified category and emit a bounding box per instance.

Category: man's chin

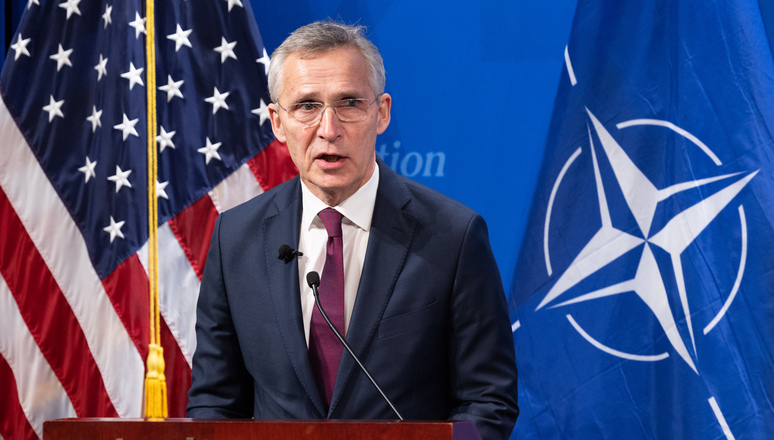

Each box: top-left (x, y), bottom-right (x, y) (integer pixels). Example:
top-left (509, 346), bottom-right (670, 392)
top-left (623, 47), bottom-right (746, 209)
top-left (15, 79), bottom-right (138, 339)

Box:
top-left (305, 176), bottom-right (361, 205)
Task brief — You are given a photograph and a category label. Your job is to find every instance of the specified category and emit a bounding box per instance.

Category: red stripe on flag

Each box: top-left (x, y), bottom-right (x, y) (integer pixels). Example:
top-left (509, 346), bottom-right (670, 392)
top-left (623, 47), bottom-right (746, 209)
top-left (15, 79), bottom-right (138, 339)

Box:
top-left (0, 354), bottom-right (38, 440)
top-left (101, 254), bottom-right (150, 362)
top-left (168, 196), bottom-right (219, 281)
top-left (0, 188), bottom-right (117, 417)
top-left (161, 317), bottom-right (192, 417)
top-left (247, 140), bottom-right (298, 191)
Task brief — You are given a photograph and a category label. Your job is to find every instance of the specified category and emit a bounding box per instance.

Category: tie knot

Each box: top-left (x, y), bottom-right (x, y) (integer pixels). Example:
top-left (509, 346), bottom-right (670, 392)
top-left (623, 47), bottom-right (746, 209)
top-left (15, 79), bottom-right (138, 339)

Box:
top-left (318, 208), bottom-right (343, 238)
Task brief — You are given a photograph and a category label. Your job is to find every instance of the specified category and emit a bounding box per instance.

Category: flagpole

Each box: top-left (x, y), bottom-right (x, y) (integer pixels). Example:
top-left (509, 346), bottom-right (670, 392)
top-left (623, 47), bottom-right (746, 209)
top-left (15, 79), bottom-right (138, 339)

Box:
top-left (143, 0), bottom-right (168, 418)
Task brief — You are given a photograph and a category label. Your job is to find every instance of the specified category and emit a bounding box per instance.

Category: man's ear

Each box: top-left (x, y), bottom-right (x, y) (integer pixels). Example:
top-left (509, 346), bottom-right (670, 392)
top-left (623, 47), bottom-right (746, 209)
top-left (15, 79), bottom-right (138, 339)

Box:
top-left (268, 103), bottom-right (287, 143)
top-left (376, 93), bottom-right (391, 135)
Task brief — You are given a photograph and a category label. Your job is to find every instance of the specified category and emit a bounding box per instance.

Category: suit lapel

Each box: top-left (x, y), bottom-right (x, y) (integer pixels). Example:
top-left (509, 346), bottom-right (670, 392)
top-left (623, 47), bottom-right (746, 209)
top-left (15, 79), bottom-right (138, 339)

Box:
top-left (329, 161), bottom-right (417, 415)
top-left (262, 179), bottom-right (327, 417)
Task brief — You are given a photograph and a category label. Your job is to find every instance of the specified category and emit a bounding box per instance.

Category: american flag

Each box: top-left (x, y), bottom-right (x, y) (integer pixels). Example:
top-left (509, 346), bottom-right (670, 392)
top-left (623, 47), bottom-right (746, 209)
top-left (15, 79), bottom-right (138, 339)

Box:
top-left (0, 0), bottom-right (297, 438)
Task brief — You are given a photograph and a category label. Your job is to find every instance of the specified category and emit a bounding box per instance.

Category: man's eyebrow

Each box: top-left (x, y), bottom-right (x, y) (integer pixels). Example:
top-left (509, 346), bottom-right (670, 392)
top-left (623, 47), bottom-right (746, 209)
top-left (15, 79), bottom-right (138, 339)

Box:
top-left (290, 94), bottom-right (319, 102)
top-left (288, 90), bottom-right (366, 103)
top-left (334, 91), bottom-right (366, 99)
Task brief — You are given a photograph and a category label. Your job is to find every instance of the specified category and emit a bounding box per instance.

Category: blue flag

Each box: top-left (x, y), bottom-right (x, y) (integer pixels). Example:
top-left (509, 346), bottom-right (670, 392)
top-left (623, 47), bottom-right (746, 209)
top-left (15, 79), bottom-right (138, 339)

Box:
top-left (509, 0), bottom-right (774, 438)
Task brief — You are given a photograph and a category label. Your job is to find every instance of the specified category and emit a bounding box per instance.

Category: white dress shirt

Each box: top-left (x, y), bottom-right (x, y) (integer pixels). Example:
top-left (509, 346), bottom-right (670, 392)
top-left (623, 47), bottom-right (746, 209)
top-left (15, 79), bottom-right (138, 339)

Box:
top-left (296, 164), bottom-right (379, 346)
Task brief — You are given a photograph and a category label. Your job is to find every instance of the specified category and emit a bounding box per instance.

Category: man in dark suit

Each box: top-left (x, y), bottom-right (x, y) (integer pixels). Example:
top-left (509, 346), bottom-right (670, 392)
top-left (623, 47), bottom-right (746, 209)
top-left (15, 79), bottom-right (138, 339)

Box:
top-left (187, 20), bottom-right (519, 440)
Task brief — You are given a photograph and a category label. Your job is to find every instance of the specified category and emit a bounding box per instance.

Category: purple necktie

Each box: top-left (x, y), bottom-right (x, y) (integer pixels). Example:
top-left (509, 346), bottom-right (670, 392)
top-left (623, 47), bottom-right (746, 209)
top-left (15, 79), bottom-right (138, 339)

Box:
top-left (309, 207), bottom-right (345, 408)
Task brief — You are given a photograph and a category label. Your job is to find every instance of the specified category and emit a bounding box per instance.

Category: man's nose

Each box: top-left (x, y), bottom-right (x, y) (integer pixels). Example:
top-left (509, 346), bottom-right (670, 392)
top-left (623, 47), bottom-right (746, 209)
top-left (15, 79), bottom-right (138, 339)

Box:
top-left (317, 105), bottom-right (341, 140)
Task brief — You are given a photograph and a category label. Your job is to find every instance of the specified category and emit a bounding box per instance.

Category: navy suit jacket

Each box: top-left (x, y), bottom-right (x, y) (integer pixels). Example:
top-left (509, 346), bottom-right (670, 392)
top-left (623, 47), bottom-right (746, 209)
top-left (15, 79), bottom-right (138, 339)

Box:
top-left (187, 159), bottom-right (519, 440)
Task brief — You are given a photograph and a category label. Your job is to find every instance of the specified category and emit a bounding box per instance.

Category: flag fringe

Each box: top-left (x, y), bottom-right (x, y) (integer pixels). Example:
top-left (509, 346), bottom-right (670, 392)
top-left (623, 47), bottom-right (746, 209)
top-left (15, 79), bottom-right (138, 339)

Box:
top-left (144, 344), bottom-right (168, 418)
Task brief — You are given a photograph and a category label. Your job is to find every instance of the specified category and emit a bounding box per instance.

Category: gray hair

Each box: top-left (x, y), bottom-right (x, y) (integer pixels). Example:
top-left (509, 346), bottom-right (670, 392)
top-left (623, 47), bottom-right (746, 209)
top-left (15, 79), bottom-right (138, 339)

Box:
top-left (267, 21), bottom-right (386, 102)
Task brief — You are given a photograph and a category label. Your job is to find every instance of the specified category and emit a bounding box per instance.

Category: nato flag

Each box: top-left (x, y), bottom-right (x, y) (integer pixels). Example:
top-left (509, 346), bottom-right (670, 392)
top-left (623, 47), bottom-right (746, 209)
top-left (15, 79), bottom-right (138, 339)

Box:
top-left (509, 0), bottom-right (774, 438)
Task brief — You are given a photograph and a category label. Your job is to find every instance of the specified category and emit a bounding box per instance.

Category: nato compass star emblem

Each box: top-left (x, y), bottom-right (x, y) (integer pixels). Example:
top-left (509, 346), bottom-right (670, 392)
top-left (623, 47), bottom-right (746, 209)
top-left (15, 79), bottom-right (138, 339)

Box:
top-left (538, 108), bottom-right (757, 374)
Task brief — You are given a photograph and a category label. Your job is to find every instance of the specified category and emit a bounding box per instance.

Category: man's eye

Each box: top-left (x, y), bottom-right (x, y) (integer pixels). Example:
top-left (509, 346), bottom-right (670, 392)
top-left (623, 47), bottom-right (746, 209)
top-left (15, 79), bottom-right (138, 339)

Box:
top-left (295, 103), bottom-right (319, 112)
top-left (340, 99), bottom-right (360, 107)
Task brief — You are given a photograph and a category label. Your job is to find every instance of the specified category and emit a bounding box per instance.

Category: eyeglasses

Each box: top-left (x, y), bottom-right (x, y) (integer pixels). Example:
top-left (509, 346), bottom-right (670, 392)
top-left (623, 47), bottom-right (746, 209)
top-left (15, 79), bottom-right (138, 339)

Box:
top-left (276, 95), bottom-right (381, 127)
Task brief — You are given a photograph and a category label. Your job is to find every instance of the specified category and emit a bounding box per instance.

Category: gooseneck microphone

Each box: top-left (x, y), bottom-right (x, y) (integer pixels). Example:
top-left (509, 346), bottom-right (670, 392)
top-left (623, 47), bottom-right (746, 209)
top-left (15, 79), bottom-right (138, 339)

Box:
top-left (306, 271), bottom-right (403, 420)
top-left (277, 244), bottom-right (303, 263)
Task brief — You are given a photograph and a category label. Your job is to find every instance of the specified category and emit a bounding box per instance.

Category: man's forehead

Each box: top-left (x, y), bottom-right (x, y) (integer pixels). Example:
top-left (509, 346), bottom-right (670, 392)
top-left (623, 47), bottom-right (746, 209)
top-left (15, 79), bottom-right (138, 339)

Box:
top-left (282, 48), bottom-right (372, 100)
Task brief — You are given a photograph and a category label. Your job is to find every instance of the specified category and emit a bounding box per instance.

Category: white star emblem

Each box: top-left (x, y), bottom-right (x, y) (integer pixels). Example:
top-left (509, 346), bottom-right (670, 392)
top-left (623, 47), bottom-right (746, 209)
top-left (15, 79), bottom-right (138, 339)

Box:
top-left (129, 12), bottom-right (147, 39)
top-left (58, 0), bottom-right (81, 19)
top-left (107, 165), bottom-right (133, 193)
top-left (214, 37), bottom-right (237, 63)
top-left (103, 216), bottom-right (125, 243)
top-left (158, 75), bottom-right (184, 102)
top-left (121, 62), bottom-right (144, 90)
top-left (113, 113), bottom-right (139, 140)
top-left (157, 181), bottom-right (169, 200)
top-left (251, 99), bottom-right (270, 125)
top-left (94, 54), bottom-right (108, 81)
top-left (27, 0), bottom-right (40, 9)
top-left (86, 106), bottom-right (102, 132)
top-left (167, 24), bottom-right (193, 52)
top-left (102, 4), bottom-right (112, 28)
top-left (205, 87), bottom-right (230, 114)
top-left (538, 109), bottom-right (758, 374)
top-left (198, 137), bottom-right (222, 164)
top-left (42, 96), bottom-right (65, 122)
top-left (11, 35), bottom-right (31, 61)
top-left (256, 48), bottom-right (270, 75)
top-left (224, 0), bottom-right (243, 11)
top-left (49, 44), bottom-right (73, 71)
top-left (78, 156), bottom-right (97, 183)
top-left (156, 126), bottom-right (176, 153)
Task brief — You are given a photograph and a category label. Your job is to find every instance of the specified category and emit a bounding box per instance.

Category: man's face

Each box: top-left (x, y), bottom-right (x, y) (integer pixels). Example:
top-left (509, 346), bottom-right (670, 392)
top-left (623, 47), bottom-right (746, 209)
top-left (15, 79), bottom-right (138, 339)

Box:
top-left (268, 47), bottom-right (391, 206)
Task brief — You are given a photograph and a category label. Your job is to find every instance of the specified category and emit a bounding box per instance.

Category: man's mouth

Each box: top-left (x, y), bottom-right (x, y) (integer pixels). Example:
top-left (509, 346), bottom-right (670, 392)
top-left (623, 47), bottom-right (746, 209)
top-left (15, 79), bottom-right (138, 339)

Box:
top-left (320, 154), bottom-right (342, 163)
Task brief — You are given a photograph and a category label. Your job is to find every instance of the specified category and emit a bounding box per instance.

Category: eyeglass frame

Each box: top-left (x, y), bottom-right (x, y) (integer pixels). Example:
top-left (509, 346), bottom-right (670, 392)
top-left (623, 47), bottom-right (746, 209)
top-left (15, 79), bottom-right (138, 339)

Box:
top-left (275, 94), bottom-right (383, 127)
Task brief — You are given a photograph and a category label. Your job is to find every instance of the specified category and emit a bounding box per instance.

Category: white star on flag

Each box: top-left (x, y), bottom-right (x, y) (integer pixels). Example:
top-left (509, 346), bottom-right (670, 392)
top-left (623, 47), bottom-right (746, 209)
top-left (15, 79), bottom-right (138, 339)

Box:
top-left (42, 95), bottom-right (65, 122)
top-left (251, 99), bottom-right (270, 125)
top-left (214, 37), bottom-right (237, 63)
top-left (58, 0), bottom-right (81, 19)
top-left (256, 48), bottom-right (270, 75)
top-left (50, 44), bottom-right (73, 71)
top-left (167, 25), bottom-right (193, 52)
top-left (11, 35), bottom-right (31, 60)
top-left (27, 0), bottom-right (39, 8)
top-left (102, 4), bottom-right (112, 29)
top-left (94, 54), bottom-right (108, 81)
top-left (224, 0), bottom-right (243, 12)
top-left (157, 181), bottom-right (169, 200)
top-left (86, 106), bottom-right (102, 132)
top-left (198, 137), bottom-right (222, 164)
top-left (113, 113), bottom-right (139, 140)
top-left (156, 126), bottom-right (176, 152)
top-left (103, 216), bottom-right (125, 243)
top-left (107, 165), bottom-right (133, 193)
top-left (205, 87), bottom-right (230, 114)
top-left (159, 75), bottom-right (184, 102)
top-left (121, 62), bottom-right (144, 90)
top-left (129, 12), bottom-right (146, 39)
top-left (78, 156), bottom-right (97, 183)
top-left (121, 62), bottom-right (145, 90)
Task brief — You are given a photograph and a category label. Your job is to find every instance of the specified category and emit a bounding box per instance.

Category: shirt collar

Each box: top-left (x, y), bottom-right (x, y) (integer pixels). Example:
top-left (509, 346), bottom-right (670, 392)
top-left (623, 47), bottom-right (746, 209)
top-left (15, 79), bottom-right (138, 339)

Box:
top-left (300, 162), bottom-right (379, 232)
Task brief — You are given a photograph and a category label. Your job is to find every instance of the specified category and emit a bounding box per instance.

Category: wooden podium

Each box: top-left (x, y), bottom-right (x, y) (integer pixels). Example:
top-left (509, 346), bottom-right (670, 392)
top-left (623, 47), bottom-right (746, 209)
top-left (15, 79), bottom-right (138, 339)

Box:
top-left (43, 418), bottom-right (482, 440)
